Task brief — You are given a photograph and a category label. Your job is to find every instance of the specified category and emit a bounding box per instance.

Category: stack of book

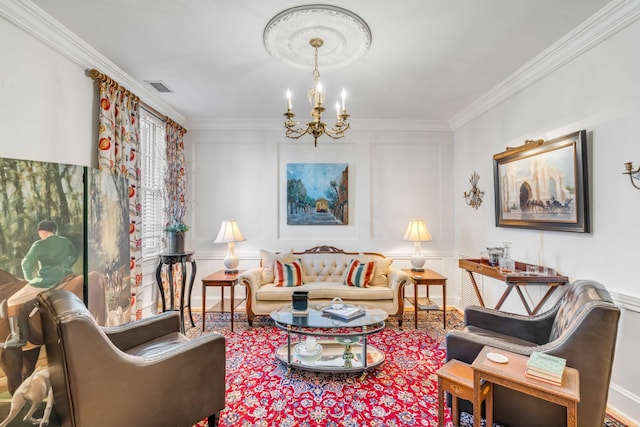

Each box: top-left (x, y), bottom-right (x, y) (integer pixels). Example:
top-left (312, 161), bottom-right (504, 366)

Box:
top-left (525, 352), bottom-right (566, 385)
top-left (322, 305), bottom-right (365, 320)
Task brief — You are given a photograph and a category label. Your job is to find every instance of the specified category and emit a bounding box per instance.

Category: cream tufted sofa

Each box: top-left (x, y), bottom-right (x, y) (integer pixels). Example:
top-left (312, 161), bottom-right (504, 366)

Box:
top-left (238, 246), bottom-right (411, 326)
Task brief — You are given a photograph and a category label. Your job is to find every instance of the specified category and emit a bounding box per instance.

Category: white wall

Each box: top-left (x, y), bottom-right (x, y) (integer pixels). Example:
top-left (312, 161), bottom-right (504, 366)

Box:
top-left (0, 16), bottom-right (95, 166)
top-left (186, 126), bottom-right (457, 304)
top-left (453, 17), bottom-right (640, 423)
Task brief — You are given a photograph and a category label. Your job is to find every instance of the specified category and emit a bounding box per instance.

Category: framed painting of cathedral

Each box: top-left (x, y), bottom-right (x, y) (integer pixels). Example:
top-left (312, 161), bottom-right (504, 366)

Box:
top-left (493, 130), bottom-right (590, 233)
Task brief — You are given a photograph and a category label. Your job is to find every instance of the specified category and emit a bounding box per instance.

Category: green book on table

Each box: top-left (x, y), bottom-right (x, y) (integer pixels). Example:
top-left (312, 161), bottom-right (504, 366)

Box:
top-left (526, 351), bottom-right (566, 378)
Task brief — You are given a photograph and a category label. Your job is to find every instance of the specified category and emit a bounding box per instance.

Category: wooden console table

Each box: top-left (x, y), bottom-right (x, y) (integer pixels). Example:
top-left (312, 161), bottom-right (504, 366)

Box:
top-left (458, 258), bottom-right (568, 315)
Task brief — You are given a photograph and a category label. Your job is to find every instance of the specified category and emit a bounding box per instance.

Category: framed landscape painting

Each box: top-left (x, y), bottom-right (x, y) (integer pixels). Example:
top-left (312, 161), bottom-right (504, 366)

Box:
top-left (493, 130), bottom-right (590, 233)
top-left (286, 163), bottom-right (349, 225)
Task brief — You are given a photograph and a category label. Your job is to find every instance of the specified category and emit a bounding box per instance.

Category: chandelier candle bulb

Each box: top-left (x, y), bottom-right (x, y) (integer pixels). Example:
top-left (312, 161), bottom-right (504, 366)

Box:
top-left (341, 88), bottom-right (346, 110)
top-left (287, 90), bottom-right (292, 110)
top-left (336, 102), bottom-right (340, 119)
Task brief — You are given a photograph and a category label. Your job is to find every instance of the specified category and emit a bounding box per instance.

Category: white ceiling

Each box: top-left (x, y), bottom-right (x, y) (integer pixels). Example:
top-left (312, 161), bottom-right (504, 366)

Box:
top-left (30, 0), bottom-right (612, 129)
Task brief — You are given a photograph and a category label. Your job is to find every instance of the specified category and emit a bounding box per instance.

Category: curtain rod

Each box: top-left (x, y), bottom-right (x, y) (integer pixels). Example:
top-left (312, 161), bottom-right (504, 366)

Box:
top-left (87, 68), bottom-right (187, 135)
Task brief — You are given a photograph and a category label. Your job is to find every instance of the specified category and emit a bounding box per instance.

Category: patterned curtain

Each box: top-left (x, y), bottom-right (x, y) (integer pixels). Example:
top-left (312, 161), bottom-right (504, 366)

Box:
top-left (96, 78), bottom-right (143, 321)
top-left (161, 121), bottom-right (188, 308)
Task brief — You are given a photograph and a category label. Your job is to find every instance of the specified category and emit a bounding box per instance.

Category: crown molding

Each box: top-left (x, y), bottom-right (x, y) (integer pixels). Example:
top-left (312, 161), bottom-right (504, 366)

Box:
top-left (448, 0), bottom-right (640, 131)
top-left (186, 117), bottom-right (450, 132)
top-left (0, 0), bottom-right (186, 124)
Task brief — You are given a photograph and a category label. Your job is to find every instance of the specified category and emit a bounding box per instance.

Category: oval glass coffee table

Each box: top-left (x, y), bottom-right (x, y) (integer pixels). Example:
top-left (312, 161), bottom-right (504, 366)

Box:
top-left (270, 305), bottom-right (387, 377)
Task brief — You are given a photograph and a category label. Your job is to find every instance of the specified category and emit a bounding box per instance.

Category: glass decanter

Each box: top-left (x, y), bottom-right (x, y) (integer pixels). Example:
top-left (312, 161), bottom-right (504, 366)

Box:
top-left (499, 242), bottom-right (515, 274)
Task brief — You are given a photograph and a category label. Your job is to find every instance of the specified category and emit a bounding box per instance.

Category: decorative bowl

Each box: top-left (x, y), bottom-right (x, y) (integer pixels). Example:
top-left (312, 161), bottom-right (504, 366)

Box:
top-left (293, 342), bottom-right (323, 362)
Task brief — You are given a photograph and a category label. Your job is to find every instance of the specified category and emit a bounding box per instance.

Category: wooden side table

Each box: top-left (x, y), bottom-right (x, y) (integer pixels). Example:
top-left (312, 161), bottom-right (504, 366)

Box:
top-left (155, 251), bottom-right (196, 333)
top-left (402, 269), bottom-right (447, 328)
top-left (201, 270), bottom-right (244, 331)
top-left (471, 346), bottom-right (580, 427)
top-left (437, 359), bottom-right (492, 427)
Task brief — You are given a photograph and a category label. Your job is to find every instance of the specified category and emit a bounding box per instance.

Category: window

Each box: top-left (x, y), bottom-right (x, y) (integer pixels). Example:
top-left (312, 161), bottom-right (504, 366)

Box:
top-left (140, 108), bottom-right (166, 257)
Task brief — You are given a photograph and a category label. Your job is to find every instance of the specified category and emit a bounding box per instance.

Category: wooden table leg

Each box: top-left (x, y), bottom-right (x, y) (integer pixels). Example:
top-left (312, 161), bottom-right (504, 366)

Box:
top-left (494, 283), bottom-right (515, 310)
top-left (230, 284), bottom-right (235, 332)
top-left (442, 283), bottom-right (447, 329)
top-left (202, 283), bottom-right (206, 331)
top-left (531, 285), bottom-right (559, 315)
top-left (414, 280), bottom-right (418, 329)
top-left (485, 383), bottom-right (493, 427)
top-left (568, 401), bottom-right (578, 427)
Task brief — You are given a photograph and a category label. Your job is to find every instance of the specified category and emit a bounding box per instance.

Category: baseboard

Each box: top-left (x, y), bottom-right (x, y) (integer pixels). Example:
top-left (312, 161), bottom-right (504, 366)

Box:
top-left (608, 383), bottom-right (640, 426)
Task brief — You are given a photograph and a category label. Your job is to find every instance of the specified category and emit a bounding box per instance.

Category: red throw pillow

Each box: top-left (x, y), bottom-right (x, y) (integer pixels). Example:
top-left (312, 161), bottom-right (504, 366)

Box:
top-left (343, 259), bottom-right (375, 288)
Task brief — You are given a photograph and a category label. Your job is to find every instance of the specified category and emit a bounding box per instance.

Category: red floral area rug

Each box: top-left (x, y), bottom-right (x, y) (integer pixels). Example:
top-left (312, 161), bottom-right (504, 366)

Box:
top-left (189, 311), bottom-right (456, 426)
top-left (188, 311), bottom-right (628, 427)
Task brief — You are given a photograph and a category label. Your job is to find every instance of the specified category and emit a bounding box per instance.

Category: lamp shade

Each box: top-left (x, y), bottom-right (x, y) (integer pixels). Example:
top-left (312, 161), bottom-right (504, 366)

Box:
top-left (402, 219), bottom-right (433, 242)
top-left (214, 220), bottom-right (246, 243)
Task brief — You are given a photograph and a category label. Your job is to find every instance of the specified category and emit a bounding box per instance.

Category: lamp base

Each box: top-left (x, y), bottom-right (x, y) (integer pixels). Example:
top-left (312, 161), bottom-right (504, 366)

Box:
top-left (411, 267), bottom-right (425, 272)
top-left (224, 269), bottom-right (239, 275)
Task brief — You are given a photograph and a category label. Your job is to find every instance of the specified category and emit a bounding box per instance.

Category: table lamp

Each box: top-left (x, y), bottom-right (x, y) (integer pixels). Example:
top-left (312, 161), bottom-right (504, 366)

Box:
top-left (214, 220), bottom-right (246, 274)
top-left (402, 219), bottom-right (432, 272)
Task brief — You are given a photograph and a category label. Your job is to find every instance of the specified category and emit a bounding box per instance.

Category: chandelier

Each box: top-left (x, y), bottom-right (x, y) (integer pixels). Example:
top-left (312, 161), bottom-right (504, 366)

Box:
top-left (263, 4), bottom-right (371, 147)
top-left (284, 38), bottom-right (350, 147)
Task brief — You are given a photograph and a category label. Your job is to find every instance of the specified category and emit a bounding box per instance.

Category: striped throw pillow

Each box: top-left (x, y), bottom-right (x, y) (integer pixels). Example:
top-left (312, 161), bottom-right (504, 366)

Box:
top-left (343, 259), bottom-right (376, 288)
top-left (274, 259), bottom-right (303, 287)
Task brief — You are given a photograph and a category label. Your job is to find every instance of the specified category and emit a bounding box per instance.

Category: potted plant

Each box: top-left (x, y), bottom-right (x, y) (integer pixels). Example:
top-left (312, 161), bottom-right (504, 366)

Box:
top-left (165, 222), bottom-right (189, 254)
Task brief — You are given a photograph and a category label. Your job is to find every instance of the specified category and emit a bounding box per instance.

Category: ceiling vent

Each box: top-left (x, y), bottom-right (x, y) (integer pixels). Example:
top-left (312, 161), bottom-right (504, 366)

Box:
top-left (144, 80), bottom-right (173, 93)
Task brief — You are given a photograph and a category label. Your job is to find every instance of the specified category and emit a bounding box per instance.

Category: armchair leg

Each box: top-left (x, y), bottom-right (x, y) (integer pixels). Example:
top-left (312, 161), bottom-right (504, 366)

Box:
top-left (208, 413), bottom-right (220, 427)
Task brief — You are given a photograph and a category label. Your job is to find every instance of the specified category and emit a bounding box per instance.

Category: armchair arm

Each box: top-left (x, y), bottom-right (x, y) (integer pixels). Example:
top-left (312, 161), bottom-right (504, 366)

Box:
top-left (239, 268), bottom-right (262, 289)
top-left (464, 305), bottom-right (556, 344)
top-left (445, 329), bottom-right (545, 364)
top-left (103, 311), bottom-right (180, 352)
top-left (388, 268), bottom-right (411, 292)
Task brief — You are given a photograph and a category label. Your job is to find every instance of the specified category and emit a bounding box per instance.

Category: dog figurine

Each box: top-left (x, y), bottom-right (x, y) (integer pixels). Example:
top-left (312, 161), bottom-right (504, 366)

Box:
top-left (0, 367), bottom-right (53, 427)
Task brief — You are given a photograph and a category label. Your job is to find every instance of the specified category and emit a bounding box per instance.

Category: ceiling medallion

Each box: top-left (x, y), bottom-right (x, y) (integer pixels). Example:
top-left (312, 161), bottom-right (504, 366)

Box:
top-left (263, 4), bottom-right (372, 71)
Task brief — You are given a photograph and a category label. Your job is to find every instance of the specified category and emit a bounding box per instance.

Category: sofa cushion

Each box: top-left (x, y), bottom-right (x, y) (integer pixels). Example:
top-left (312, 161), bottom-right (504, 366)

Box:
top-left (359, 254), bottom-right (392, 286)
top-left (260, 249), bottom-right (293, 284)
top-left (274, 259), bottom-right (303, 287)
top-left (256, 281), bottom-right (394, 302)
top-left (343, 259), bottom-right (375, 288)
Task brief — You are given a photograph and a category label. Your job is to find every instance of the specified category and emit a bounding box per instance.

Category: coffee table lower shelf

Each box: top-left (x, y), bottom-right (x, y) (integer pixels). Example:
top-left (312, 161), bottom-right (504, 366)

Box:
top-left (275, 340), bottom-right (385, 375)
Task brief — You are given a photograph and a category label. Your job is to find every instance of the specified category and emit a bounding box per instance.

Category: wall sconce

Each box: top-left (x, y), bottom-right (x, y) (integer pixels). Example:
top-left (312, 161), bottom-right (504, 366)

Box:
top-left (623, 162), bottom-right (640, 190)
top-left (214, 220), bottom-right (246, 274)
top-left (463, 171), bottom-right (484, 209)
